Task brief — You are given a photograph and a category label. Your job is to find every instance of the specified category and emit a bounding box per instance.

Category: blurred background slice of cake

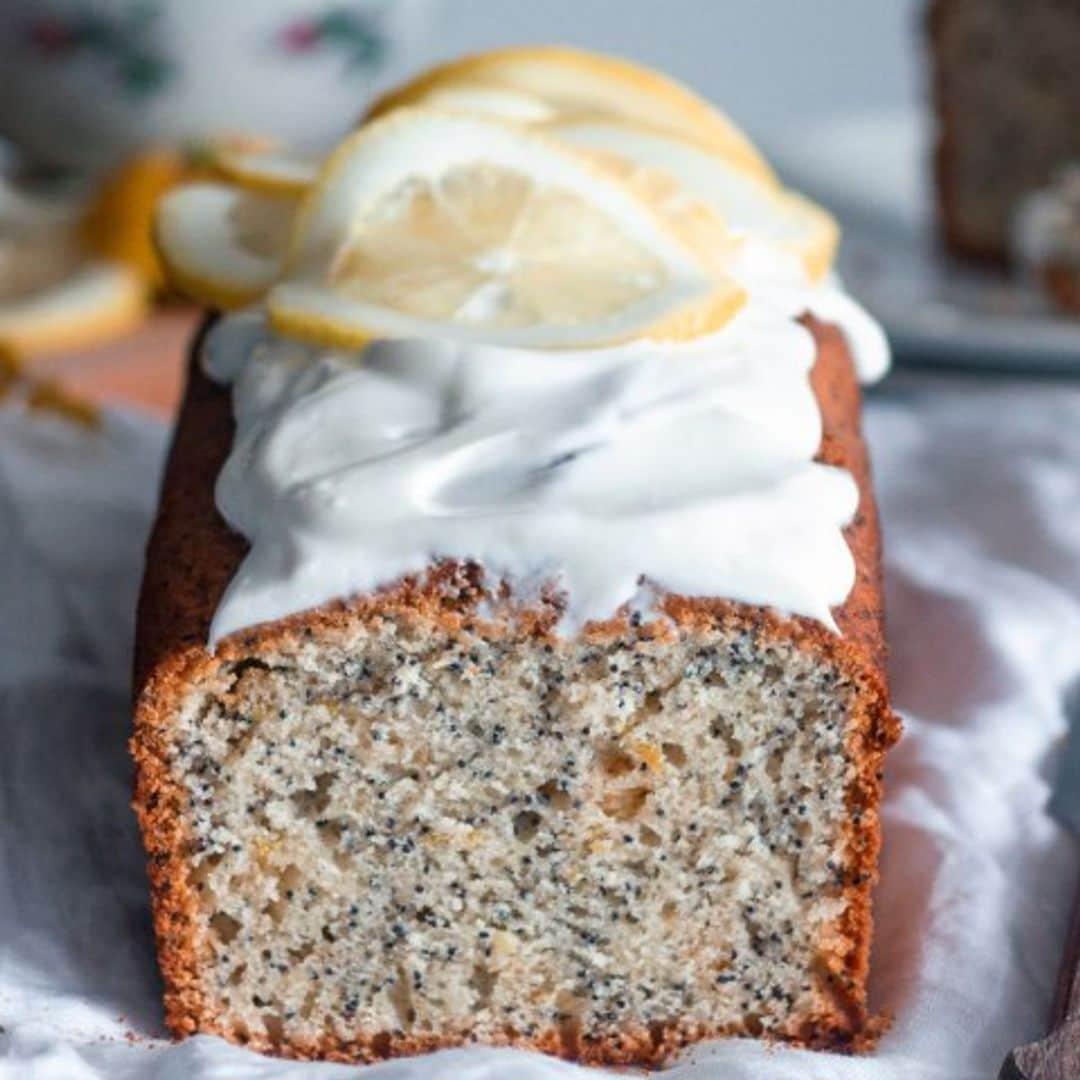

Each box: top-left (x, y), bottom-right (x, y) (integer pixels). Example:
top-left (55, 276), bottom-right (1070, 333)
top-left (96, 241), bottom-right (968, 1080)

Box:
top-left (927, 0), bottom-right (1080, 268)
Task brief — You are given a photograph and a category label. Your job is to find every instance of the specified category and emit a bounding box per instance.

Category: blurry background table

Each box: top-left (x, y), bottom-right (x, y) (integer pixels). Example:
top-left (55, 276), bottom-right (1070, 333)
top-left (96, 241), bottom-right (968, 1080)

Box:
top-left (33, 308), bottom-right (198, 420)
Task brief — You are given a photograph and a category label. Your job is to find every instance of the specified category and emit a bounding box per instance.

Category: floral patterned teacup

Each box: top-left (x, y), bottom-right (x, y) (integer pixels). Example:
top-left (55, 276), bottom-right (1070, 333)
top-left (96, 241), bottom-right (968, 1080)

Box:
top-left (0, 0), bottom-right (434, 174)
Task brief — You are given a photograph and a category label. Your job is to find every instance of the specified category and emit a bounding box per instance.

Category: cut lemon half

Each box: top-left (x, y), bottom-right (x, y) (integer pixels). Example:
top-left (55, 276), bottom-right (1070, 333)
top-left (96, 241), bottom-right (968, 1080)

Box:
top-left (268, 108), bottom-right (744, 351)
top-left (367, 46), bottom-right (776, 186)
top-left (155, 183), bottom-right (296, 309)
top-left (0, 261), bottom-right (146, 355)
top-left (213, 146), bottom-right (323, 197)
top-left (553, 119), bottom-right (839, 281)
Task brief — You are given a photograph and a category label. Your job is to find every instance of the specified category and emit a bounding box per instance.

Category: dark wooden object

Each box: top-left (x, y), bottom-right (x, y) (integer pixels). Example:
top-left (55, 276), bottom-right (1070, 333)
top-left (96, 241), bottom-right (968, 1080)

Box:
top-left (1000, 890), bottom-right (1080, 1079)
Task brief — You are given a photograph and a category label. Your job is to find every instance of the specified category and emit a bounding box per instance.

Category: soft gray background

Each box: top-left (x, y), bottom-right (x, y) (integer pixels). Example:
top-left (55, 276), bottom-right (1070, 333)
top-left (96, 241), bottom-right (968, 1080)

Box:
top-left (408, 0), bottom-right (924, 157)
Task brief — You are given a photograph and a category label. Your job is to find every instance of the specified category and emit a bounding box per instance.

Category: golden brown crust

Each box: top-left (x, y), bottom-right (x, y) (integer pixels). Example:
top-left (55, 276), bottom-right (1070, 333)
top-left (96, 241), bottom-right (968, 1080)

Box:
top-left (131, 316), bottom-right (898, 1065)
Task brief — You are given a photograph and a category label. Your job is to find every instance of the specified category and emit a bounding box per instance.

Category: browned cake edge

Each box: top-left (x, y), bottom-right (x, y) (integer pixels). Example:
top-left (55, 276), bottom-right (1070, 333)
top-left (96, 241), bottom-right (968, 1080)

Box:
top-left (130, 317), bottom-right (899, 1066)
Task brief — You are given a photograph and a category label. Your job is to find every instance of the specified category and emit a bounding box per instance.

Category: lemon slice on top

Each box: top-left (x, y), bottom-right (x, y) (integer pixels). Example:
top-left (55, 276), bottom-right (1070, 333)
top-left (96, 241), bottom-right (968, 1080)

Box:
top-left (367, 45), bottom-right (776, 186)
top-left (155, 183), bottom-right (296, 309)
top-left (266, 108), bottom-right (744, 351)
top-left (552, 119), bottom-right (839, 281)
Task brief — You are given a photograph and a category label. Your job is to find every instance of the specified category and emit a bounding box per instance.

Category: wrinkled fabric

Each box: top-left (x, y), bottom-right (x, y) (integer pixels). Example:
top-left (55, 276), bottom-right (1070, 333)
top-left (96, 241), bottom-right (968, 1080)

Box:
top-left (1, 371), bottom-right (1078, 1080)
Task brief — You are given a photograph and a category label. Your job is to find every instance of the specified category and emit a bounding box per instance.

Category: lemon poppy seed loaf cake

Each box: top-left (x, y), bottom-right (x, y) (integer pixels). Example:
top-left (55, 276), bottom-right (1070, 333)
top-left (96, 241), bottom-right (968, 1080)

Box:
top-left (132, 47), bottom-right (898, 1066)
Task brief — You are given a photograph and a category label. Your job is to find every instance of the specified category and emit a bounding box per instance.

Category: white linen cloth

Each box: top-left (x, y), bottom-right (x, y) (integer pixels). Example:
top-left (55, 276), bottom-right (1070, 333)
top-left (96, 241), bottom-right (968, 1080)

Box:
top-left (1, 370), bottom-right (1079, 1080)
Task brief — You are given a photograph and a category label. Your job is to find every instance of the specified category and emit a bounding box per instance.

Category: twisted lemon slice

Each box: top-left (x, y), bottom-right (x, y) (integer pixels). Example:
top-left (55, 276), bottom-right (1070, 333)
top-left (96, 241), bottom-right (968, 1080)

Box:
top-left (267, 108), bottom-right (744, 350)
top-left (552, 119), bottom-right (839, 281)
top-left (81, 148), bottom-right (194, 293)
top-left (367, 45), bottom-right (776, 186)
top-left (155, 184), bottom-right (295, 309)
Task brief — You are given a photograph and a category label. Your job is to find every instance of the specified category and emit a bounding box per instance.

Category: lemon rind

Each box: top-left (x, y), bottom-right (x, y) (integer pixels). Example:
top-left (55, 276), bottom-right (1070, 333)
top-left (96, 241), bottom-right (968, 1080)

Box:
top-left (365, 44), bottom-right (777, 185)
top-left (153, 184), bottom-right (288, 310)
top-left (214, 150), bottom-right (319, 198)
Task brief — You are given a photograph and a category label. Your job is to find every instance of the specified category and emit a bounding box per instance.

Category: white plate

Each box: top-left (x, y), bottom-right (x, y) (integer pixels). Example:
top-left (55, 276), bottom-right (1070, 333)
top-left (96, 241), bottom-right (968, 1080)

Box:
top-left (770, 110), bottom-right (1080, 372)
